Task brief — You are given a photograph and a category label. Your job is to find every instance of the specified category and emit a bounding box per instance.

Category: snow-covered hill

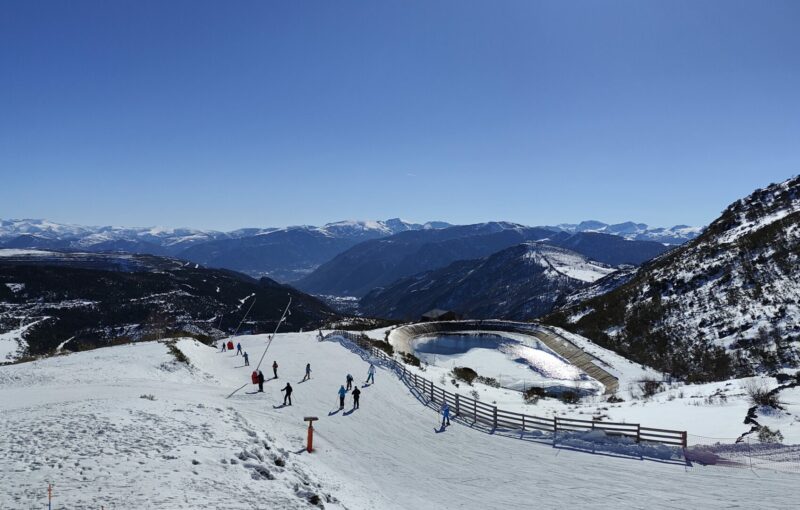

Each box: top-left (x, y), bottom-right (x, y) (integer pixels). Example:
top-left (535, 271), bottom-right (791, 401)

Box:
top-left (0, 250), bottom-right (335, 361)
top-left (359, 243), bottom-right (615, 320)
top-left (1, 331), bottom-right (797, 509)
top-left (547, 176), bottom-right (800, 381)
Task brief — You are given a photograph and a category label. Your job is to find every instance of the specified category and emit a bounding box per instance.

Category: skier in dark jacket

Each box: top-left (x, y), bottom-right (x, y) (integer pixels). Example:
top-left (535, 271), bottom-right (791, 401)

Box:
top-left (272, 361), bottom-right (279, 379)
top-left (243, 352), bottom-right (249, 366)
top-left (281, 383), bottom-right (293, 406)
top-left (302, 363), bottom-right (311, 382)
top-left (346, 373), bottom-right (354, 390)
top-left (338, 385), bottom-right (347, 409)
top-left (351, 386), bottom-right (361, 409)
top-left (257, 370), bottom-right (265, 392)
top-left (220, 341), bottom-right (226, 352)
top-left (236, 342), bottom-right (242, 356)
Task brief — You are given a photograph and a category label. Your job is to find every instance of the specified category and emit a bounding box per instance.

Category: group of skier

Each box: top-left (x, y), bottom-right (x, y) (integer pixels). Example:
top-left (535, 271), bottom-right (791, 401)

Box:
top-left (220, 340), bottom-right (454, 429)
top-left (222, 341), bottom-right (250, 366)
top-left (338, 384), bottom-right (361, 409)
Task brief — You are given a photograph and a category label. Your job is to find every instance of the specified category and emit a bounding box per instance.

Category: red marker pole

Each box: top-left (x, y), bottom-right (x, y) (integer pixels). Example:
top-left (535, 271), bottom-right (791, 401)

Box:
top-left (304, 417), bottom-right (318, 453)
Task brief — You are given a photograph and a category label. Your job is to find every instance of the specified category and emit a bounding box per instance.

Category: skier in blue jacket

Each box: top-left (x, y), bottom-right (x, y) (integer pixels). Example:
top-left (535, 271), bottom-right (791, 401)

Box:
top-left (366, 363), bottom-right (375, 384)
top-left (338, 385), bottom-right (347, 409)
top-left (441, 402), bottom-right (451, 428)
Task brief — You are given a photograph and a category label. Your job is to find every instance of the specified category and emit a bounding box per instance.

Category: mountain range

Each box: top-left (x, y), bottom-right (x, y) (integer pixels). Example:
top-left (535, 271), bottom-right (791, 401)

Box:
top-left (0, 218), bottom-right (698, 284)
top-left (296, 224), bottom-right (671, 298)
top-left (551, 221), bottom-right (703, 245)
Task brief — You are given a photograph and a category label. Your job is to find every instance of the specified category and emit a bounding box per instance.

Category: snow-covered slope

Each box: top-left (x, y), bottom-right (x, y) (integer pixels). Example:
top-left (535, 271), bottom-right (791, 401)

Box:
top-left (547, 175), bottom-right (800, 381)
top-left (360, 243), bottom-right (615, 320)
top-left (1, 332), bottom-right (797, 509)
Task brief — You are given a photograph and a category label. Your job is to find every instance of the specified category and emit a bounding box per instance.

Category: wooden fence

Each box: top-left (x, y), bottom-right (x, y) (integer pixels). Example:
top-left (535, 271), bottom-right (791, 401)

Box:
top-left (326, 330), bottom-right (687, 448)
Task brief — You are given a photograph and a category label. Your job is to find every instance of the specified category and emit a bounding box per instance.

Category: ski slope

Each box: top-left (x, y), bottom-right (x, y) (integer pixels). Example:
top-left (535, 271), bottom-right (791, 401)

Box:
top-left (0, 332), bottom-right (797, 509)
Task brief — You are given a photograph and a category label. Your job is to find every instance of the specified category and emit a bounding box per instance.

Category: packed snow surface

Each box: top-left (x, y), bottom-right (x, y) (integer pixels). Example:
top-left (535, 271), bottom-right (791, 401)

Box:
top-left (0, 332), bottom-right (797, 509)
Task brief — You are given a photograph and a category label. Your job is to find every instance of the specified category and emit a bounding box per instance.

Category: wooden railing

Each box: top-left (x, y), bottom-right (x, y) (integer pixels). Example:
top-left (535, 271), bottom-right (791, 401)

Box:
top-left (325, 330), bottom-right (687, 448)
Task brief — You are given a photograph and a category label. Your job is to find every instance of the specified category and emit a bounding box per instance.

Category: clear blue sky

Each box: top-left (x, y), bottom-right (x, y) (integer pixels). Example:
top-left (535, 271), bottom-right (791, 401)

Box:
top-left (1, 1), bottom-right (798, 231)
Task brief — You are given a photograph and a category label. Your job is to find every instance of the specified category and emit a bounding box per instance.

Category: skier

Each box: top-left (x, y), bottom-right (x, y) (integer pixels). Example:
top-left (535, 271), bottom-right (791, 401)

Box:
top-left (281, 383), bottom-right (293, 406)
top-left (272, 360), bottom-right (279, 379)
top-left (346, 373), bottom-right (354, 390)
top-left (257, 370), bottom-right (265, 392)
top-left (352, 386), bottom-right (361, 409)
top-left (302, 363), bottom-right (311, 382)
top-left (366, 363), bottom-right (375, 385)
top-left (441, 402), bottom-right (451, 428)
top-left (243, 352), bottom-right (249, 366)
top-left (220, 341), bottom-right (226, 352)
top-left (236, 342), bottom-right (242, 356)
top-left (338, 385), bottom-right (347, 409)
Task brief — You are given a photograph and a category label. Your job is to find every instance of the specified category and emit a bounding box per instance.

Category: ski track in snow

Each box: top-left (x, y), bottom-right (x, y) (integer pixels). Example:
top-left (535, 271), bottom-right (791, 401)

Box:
top-left (0, 333), bottom-right (797, 509)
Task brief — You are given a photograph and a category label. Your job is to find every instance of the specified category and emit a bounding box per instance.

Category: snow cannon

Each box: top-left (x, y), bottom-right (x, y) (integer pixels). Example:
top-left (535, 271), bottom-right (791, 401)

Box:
top-left (304, 416), bottom-right (318, 453)
top-left (251, 371), bottom-right (259, 385)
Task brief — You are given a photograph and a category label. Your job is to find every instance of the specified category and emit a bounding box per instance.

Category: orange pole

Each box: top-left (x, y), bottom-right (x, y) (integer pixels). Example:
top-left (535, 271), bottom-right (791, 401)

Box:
top-left (307, 422), bottom-right (314, 453)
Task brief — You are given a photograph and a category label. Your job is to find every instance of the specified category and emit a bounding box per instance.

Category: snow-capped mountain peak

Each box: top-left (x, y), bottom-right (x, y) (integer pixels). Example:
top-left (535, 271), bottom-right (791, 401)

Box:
top-left (552, 220), bottom-right (702, 245)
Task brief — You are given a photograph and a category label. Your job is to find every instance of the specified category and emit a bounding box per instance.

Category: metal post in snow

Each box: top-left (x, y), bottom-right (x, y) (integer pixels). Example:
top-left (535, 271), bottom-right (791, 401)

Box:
top-left (553, 416), bottom-right (558, 445)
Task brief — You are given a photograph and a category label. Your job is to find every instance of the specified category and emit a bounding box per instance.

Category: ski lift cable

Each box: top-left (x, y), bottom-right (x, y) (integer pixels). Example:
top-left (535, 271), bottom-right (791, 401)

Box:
top-left (226, 295), bottom-right (292, 400)
top-left (232, 295), bottom-right (257, 337)
top-left (255, 296), bottom-right (292, 371)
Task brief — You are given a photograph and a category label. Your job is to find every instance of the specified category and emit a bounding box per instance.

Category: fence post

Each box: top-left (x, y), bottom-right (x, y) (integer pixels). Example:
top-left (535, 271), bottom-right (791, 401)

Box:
top-left (681, 431), bottom-right (687, 449)
top-left (636, 424), bottom-right (641, 443)
top-left (492, 406), bottom-right (498, 430)
top-left (455, 394), bottom-right (460, 416)
top-left (474, 398), bottom-right (477, 421)
top-left (430, 381), bottom-right (434, 402)
top-left (522, 414), bottom-right (525, 432)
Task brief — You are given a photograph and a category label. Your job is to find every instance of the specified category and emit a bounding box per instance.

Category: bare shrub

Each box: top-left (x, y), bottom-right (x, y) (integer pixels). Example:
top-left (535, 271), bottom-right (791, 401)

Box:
top-left (745, 380), bottom-right (781, 408)
top-left (638, 377), bottom-right (663, 398)
top-left (524, 387), bottom-right (546, 404)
